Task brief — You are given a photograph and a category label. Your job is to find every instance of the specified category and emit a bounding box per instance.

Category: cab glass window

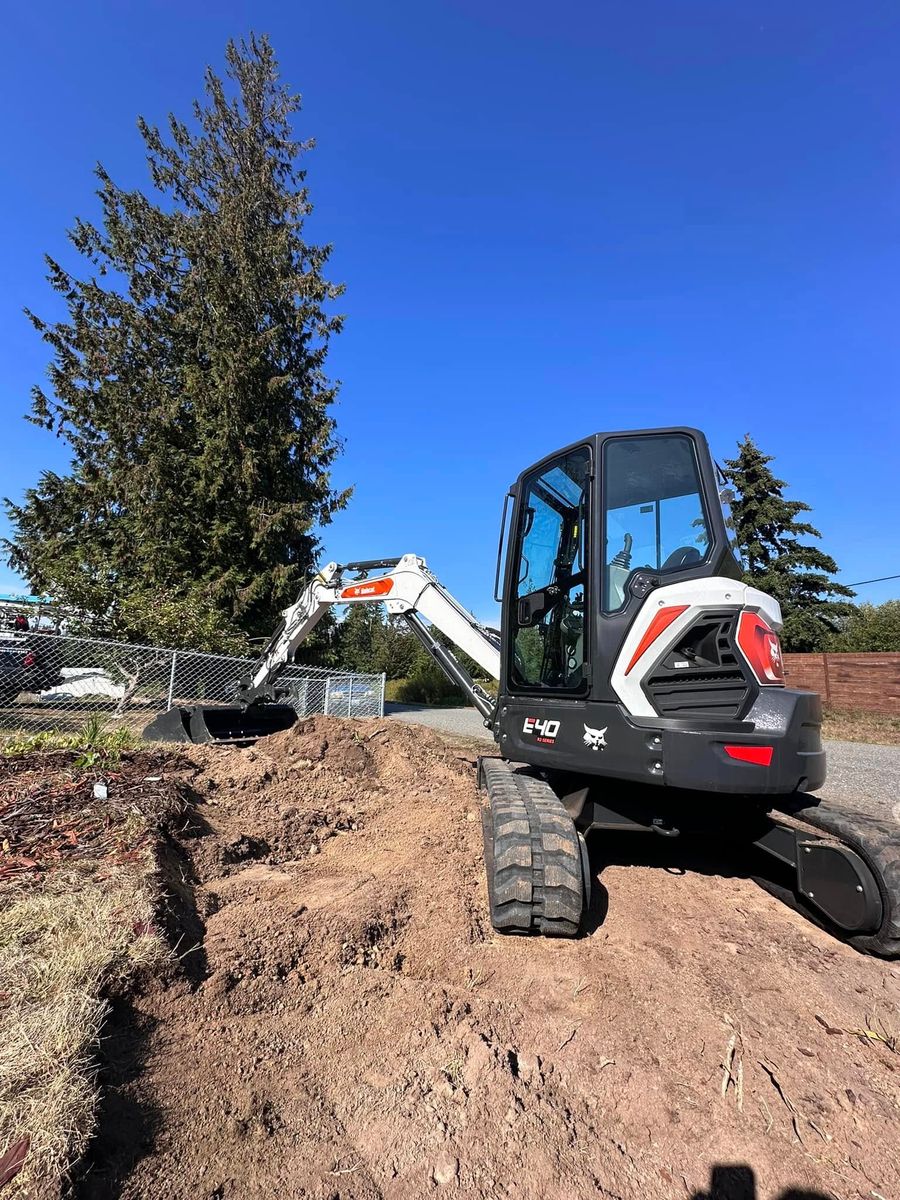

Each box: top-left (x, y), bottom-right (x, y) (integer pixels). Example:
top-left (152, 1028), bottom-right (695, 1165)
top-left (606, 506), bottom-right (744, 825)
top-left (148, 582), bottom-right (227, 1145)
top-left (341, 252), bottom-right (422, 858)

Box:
top-left (603, 435), bottom-right (709, 611)
top-left (511, 446), bottom-right (590, 690)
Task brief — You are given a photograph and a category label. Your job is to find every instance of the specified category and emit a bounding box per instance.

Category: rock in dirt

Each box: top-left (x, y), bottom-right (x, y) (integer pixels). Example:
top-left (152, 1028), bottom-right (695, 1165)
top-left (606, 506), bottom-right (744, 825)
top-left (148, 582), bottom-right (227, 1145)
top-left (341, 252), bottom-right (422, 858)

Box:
top-left (432, 1153), bottom-right (459, 1185)
top-left (221, 834), bottom-right (269, 863)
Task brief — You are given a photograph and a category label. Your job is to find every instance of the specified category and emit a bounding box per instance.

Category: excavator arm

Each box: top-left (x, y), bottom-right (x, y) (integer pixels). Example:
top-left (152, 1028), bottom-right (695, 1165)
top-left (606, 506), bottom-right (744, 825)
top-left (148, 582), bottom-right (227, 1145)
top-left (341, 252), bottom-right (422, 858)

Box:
top-left (243, 554), bottom-right (500, 720)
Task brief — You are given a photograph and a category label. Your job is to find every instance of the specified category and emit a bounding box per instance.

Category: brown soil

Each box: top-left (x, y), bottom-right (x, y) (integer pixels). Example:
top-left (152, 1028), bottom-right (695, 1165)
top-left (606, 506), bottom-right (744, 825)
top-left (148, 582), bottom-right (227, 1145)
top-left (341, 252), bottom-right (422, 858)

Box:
top-left (78, 717), bottom-right (899, 1200)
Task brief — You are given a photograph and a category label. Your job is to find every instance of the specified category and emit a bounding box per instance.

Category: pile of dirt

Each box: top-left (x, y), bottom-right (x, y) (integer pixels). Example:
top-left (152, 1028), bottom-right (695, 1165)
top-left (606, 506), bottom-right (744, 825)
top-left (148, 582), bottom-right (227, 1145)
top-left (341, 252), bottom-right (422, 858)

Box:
top-left (78, 716), bottom-right (899, 1200)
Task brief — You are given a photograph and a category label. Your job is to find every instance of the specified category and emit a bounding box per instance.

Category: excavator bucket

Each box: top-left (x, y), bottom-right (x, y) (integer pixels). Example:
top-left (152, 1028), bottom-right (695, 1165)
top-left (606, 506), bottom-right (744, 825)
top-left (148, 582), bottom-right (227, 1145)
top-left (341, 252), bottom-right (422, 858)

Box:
top-left (143, 703), bottom-right (298, 745)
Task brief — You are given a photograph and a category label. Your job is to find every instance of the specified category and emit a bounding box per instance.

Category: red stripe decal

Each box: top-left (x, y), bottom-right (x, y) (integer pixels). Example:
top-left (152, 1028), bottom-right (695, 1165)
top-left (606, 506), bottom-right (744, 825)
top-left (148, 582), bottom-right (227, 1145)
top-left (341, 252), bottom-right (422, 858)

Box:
top-left (624, 605), bottom-right (689, 676)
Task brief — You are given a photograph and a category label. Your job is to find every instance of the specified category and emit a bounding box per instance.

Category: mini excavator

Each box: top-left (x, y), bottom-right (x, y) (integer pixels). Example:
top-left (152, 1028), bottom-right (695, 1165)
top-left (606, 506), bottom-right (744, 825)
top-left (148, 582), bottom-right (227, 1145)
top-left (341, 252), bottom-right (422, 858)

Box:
top-left (146, 428), bottom-right (899, 956)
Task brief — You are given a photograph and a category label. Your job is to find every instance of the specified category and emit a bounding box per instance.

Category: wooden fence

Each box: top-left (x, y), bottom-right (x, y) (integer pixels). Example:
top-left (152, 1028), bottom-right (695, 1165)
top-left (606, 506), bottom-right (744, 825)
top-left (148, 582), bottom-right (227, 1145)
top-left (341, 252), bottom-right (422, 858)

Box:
top-left (782, 652), bottom-right (900, 715)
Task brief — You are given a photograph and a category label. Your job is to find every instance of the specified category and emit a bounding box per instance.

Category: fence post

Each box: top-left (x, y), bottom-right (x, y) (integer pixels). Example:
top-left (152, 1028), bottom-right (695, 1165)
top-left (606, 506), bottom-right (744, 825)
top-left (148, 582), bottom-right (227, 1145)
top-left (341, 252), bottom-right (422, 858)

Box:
top-left (324, 676), bottom-right (331, 716)
top-left (348, 676), bottom-right (353, 718)
top-left (380, 672), bottom-right (386, 717)
top-left (167, 650), bottom-right (178, 710)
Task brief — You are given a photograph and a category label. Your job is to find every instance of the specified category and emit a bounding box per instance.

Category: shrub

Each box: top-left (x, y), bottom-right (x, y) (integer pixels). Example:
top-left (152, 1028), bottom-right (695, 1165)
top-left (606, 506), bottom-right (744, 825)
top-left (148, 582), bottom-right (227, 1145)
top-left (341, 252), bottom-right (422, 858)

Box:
top-left (393, 662), bottom-right (466, 706)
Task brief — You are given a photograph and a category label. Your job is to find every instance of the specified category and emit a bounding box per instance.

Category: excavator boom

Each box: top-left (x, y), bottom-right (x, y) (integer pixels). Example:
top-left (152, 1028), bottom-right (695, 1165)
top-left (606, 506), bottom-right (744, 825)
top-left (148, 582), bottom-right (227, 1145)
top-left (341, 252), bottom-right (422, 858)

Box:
top-left (144, 553), bottom-right (500, 742)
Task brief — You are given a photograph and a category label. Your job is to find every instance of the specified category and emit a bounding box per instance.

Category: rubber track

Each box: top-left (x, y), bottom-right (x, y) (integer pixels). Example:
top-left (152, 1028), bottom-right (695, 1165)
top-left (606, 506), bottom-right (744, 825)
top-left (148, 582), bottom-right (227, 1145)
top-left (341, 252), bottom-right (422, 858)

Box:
top-left (777, 801), bottom-right (900, 958)
top-left (480, 758), bottom-right (584, 937)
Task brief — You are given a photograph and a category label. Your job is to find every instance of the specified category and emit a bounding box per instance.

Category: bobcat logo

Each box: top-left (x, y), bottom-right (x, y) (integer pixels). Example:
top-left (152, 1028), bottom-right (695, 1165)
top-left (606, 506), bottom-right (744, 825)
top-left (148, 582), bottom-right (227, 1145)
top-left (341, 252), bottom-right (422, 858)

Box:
top-left (583, 724), bottom-right (607, 751)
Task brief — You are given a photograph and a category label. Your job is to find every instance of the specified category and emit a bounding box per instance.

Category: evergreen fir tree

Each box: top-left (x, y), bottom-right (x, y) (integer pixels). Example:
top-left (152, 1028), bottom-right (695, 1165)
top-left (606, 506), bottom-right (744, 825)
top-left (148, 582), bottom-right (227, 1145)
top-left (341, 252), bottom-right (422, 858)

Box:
top-left (722, 435), bottom-right (854, 651)
top-left (4, 35), bottom-right (348, 641)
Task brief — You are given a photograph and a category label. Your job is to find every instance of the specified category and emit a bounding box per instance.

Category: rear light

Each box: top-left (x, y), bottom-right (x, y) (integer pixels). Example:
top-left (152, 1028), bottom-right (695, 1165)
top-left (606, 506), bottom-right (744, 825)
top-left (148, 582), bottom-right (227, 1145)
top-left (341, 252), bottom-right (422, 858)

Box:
top-left (23, 653), bottom-right (35, 667)
top-left (724, 744), bottom-right (773, 766)
top-left (736, 611), bottom-right (784, 685)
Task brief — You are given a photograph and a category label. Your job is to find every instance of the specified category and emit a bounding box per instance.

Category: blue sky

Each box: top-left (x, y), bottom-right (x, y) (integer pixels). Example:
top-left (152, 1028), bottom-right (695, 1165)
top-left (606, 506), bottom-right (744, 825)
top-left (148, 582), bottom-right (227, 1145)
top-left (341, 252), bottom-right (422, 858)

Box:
top-left (1, 0), bottom-right (898, 625)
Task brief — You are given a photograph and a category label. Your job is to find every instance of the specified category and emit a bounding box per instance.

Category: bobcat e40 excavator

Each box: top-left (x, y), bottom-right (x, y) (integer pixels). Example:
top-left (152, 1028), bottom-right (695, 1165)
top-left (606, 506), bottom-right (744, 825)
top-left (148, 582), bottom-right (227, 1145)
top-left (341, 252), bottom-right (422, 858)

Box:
top-left (146, 427), bottom-right (900, 957)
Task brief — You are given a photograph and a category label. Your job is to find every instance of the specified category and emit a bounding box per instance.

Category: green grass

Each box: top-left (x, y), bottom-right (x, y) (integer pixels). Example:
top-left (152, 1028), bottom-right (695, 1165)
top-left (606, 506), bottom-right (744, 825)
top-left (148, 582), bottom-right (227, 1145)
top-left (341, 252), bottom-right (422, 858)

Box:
top-left (383, 678), bottom-right (408, 703)
top-left (383, 677), bottom-right (494, 707)
top-left (1, 715), bottom-right (138, 765)
top-left (383, 678), bottom-right (461, 706)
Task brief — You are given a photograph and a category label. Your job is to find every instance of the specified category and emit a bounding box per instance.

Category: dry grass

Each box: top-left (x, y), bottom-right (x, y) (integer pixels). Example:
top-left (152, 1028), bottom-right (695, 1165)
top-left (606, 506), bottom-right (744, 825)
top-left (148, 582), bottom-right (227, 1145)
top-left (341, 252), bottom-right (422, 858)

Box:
top-left (0, 863), bottom-right (170, 1198)
top-left (822, 707), bottom-right (900, 747)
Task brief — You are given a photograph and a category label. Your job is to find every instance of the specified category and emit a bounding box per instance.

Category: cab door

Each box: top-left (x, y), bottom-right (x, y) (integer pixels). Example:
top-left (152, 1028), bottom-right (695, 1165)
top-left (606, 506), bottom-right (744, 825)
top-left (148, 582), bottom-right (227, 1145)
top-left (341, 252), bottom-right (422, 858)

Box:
top-left (505, 444), bottom-right (591, 696)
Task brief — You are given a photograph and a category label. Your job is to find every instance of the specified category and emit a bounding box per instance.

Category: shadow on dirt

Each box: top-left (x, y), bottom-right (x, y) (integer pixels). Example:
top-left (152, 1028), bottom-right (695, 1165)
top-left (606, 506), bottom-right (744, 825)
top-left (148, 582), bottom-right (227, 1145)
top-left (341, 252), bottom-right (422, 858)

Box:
top-left (156, 789), bottom-right (215, 986)
top-left (691, 1164), bottom-right (829, 1199)
top-left (583, 828), bottom-right (803, 934)
top-left (75, 792), bottom-right (214, 1197)
top-left (72, 997), bottom-right (161, 1200)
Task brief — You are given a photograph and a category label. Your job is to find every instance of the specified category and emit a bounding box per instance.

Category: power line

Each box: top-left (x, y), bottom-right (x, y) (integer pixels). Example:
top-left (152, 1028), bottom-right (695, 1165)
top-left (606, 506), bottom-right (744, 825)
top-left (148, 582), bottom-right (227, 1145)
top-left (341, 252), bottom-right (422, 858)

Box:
top-left (844, 573), bottom-right (900, 588)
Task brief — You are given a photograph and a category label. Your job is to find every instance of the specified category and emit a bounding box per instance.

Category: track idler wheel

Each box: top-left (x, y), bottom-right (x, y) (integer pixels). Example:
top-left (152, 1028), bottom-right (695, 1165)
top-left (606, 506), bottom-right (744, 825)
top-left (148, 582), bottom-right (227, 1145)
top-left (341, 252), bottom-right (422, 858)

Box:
top-left (480, 758), bottom-right (587, 937)
top-left (760, 803), bottom-right (900, 958)
top-left (793, 806), bottom-right (900, 957)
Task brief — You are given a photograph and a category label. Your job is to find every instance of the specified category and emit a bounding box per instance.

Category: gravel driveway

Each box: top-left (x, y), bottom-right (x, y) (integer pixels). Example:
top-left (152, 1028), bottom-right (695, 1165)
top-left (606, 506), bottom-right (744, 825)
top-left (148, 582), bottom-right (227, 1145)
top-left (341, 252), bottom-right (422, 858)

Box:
top-left (385, 703), bottom-right (899, 822)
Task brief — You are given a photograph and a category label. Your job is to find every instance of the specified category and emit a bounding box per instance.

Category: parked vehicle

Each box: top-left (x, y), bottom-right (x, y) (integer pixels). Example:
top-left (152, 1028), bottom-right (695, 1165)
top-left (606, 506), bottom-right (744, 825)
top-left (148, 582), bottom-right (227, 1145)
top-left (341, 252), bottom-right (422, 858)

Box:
top-left (0, 629), bottom-right (64, 705)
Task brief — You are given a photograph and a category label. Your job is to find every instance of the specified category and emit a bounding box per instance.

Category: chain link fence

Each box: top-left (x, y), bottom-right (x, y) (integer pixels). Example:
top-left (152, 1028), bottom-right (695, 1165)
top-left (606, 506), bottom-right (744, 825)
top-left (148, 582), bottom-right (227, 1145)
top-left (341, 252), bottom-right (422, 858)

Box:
top-left (0, 630), bottom-right (385, 737)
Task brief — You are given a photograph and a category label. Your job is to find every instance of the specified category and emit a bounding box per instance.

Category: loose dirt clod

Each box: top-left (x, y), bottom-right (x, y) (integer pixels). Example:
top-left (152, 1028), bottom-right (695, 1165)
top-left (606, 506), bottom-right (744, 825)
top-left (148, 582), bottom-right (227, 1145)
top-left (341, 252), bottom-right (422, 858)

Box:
top-left (60, 717), bottom-right (900, 1199)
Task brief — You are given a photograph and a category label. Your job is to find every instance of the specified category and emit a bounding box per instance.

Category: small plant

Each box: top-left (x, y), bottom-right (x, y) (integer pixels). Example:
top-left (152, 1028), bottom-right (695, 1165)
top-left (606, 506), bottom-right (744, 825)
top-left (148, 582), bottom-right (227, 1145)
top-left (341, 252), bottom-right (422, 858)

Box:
top-left (1, 717), bottom-right (137, 763)
top-left (851, 1010), bottom-right (898, 1054)
top-left (441, 1055), bottom-right (465, 1087)
top-left (465, 967), bottom-right (492, 991)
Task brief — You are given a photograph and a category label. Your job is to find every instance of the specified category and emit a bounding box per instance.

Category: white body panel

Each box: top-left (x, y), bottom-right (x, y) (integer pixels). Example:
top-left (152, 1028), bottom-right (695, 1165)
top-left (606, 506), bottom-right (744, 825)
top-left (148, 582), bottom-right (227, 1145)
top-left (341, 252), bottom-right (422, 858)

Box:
top-left (381, 555), bottom-right (501, 680)
top-left (610, 577), bottom-right (782, 718)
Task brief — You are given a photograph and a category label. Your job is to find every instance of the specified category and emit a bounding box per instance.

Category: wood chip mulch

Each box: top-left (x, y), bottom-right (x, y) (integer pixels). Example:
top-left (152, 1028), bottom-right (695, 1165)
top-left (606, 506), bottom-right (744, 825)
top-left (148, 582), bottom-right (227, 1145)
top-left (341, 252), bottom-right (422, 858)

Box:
top-left (0, 750), bottom-right (186, 882)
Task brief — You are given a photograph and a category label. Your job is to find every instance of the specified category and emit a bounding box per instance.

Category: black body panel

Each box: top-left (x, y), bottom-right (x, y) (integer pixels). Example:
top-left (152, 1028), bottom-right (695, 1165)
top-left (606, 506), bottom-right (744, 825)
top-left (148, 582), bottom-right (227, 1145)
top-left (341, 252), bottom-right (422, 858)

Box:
top-left (496, 688), bottom-right (825, 797)
top-left (643, 611), bottom-right (753, 719)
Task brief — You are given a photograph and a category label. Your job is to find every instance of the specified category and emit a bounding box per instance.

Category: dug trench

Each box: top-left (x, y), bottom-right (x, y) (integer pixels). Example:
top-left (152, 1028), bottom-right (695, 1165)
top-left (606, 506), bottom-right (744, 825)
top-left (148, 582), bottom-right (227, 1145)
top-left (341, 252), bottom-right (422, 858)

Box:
top-left (75, 716), bottom-right (899, 1200)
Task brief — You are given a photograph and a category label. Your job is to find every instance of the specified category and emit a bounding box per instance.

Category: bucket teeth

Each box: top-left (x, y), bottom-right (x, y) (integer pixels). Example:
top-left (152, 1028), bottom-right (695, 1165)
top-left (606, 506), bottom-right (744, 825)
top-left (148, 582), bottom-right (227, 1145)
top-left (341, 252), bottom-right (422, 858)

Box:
top-left (142, 707), bottom-right (194, 742)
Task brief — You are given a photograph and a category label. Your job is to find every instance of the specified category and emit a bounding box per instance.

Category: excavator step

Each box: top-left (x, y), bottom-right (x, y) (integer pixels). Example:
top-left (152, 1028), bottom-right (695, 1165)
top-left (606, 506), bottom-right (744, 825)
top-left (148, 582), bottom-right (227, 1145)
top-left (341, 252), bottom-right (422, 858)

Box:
top-left (479, 757), bottom-right (588, 937)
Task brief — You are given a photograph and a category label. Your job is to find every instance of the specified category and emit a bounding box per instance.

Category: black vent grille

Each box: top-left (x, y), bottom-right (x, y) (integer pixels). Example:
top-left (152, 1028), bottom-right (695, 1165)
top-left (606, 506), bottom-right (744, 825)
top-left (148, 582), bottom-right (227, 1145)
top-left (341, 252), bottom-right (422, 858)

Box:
top-left (644, 613), bottom-right (753, 719)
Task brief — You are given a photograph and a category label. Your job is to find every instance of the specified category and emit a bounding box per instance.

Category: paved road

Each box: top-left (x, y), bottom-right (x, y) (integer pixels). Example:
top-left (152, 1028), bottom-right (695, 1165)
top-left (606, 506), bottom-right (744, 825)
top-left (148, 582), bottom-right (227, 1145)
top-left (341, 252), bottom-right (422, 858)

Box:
top-left (386, 702), bottom-right (493, 741)
top-left (385, 703), bottom-right (898, 821)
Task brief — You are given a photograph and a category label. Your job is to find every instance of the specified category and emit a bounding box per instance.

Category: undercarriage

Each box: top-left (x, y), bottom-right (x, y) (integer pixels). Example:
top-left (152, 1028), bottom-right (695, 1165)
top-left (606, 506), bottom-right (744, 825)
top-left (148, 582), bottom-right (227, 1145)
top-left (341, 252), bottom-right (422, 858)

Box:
top-left (479, 757), bottom-right (900, 956)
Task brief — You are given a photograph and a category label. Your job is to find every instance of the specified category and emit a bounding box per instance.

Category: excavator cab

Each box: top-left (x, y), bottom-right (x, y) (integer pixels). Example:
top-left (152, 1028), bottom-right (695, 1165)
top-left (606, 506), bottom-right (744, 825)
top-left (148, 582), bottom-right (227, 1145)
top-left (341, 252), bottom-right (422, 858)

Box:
top-left (500, 429), bottom-right (737, 694)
